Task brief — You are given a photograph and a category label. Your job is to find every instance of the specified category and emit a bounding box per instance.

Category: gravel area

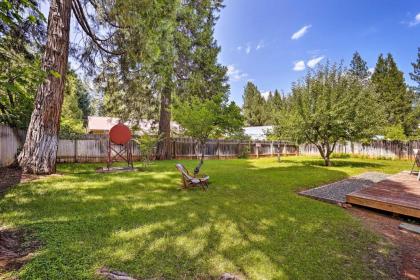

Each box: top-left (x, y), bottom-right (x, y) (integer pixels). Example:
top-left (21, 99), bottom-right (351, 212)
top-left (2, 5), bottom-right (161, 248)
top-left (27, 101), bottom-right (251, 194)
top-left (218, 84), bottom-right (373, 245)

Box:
top-left (299, 172), bottom-right (389, 204)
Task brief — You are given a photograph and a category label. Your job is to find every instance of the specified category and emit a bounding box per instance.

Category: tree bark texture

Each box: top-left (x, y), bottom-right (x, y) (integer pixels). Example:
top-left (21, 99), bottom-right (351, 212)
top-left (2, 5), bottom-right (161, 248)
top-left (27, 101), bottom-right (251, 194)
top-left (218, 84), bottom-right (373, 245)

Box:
top-left (156, 86), bottom-right (172, 160)
top-left (18, 0), bottom-right (72, 174)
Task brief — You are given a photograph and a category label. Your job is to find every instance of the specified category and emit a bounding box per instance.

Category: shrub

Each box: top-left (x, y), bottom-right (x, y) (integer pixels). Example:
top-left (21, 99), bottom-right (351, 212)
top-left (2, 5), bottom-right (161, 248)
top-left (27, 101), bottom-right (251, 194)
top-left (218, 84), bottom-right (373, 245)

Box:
top-left (330, 153), bottom-right (351, 159)
top-left (238, 145), bottom-right (250, 159)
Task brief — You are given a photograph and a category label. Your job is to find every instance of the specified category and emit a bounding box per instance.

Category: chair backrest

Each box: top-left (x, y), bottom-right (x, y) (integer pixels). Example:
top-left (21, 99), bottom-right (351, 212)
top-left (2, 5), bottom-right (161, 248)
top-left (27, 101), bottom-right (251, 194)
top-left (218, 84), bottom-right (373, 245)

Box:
top-left (176, 164), bottom-right (194, 180)
top-left (416, 153), bottom-right (420, 167)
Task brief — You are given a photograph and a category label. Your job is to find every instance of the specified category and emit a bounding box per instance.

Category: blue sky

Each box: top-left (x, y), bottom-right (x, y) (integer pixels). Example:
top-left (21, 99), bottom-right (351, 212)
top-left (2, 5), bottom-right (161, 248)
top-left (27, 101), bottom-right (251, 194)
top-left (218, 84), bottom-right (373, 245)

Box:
top-left (214, 0), bottom-right (420, 105)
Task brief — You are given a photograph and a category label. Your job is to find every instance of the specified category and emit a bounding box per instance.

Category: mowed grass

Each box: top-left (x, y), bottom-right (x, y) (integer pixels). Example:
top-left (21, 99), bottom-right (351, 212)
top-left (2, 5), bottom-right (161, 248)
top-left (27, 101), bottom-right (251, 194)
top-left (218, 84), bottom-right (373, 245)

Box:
top-left (0, 156), bottom-right (412, 280)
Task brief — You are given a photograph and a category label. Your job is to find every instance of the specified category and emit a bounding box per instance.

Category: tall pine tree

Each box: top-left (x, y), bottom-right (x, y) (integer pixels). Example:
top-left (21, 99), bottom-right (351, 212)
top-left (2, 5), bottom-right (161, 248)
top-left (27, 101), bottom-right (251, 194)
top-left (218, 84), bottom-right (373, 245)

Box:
top-left (349, 51), bottom-right (369, 80)
top-left (410, 48), bottom-right (420, 92)
top-left (372, 53), bottom-right (417, 136)
top-left (242, 82), bottom-right (269, 126)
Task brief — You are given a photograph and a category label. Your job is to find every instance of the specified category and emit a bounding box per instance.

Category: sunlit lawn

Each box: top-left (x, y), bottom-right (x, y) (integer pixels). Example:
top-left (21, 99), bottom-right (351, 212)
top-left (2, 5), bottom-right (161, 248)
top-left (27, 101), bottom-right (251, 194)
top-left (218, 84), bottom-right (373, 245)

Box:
top-left (0, 156), bottom-right (412, 279)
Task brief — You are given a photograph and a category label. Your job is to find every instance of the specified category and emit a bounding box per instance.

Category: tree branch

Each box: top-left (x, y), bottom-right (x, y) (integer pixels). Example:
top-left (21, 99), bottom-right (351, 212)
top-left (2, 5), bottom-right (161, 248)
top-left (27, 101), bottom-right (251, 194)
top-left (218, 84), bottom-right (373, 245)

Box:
top-left (71, 0), bottom-right (125, 56)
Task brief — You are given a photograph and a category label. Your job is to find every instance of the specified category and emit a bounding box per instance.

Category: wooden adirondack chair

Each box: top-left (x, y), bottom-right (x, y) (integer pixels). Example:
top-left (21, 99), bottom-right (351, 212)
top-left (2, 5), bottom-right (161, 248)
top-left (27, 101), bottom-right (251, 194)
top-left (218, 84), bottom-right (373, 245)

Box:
top-left (410, 149), bottom-right (420, 181)
top-left (175, 164), bottom-right (209, 190)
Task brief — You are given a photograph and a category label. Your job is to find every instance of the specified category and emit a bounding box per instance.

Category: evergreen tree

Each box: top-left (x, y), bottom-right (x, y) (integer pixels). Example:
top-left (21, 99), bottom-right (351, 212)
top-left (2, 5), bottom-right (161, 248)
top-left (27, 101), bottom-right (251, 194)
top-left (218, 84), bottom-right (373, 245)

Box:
top-left (410, 48), bottom-right (420, 91)
top-left (349, 51), bottom-right (369, 80)
top-left (372, 53), bottom-right (417, 136)
top-left (156, 0), bottom-right (229, 159)
top-left (409, 48), bottom-right (420, 137)
top-left (272, 89), bottom-right (283, 110)
top-left (242, 82), bottom-right (268, 126)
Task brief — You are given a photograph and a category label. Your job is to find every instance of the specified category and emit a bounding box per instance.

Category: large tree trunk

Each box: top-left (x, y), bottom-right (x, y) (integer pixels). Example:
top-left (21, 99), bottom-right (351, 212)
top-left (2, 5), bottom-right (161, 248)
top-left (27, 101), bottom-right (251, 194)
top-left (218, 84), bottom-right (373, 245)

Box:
top-left (156, 85), bottom-right (172, 160)
top-left (18, 0), bottom-right (72, 174)
top-left (315, 141), bottom-right (336, 166)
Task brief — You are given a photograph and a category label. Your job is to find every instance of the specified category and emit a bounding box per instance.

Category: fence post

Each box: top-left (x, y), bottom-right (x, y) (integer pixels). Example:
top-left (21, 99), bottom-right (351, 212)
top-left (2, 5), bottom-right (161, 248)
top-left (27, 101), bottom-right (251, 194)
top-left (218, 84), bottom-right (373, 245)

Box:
top-left (173, 139), bottom-right (176, 159)
top-left (217, 140), bottom-right (220, 159)
top-left (256, 142), bottom-right (259, 159)
top-left (74, 139), bottom-right (78, 163)
top-left (270, 141), bottom-right (274, 157)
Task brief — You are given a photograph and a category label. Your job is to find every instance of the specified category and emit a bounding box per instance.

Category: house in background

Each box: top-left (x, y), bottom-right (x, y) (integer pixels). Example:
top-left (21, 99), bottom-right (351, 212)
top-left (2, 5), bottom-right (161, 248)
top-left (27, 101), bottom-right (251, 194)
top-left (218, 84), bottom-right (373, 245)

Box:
top-left (87, 116), bottom-right (181, 135)
top-left (243, 126), bottom-right (273, 140)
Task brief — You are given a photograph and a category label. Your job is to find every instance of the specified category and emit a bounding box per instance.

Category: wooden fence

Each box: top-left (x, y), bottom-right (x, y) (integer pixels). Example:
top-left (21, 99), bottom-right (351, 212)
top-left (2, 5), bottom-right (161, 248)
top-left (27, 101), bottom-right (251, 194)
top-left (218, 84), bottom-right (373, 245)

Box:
top-left (2, 125), bottom-right (419, 166)
top-left (56, 137), bottom-right (297, 163)
top-left (0, 125), bottom-right (25, 167)
top-left (0, 126), bottom-right (297, 166)
top-left (299, 141), bottom-right (420, 160)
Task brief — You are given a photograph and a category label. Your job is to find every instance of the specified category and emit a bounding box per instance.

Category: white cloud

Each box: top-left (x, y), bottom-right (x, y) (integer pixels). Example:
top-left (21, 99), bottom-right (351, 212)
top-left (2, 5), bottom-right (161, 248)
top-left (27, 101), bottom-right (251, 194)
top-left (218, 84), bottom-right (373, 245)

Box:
top-left (291, 25), bottom-right (312, 40)
top-left (293, 60), bottom-right (306, 71)
top-left (227, 65), bottom-right (248, 81)
top-left (368, 67), bottom-right (375, 74)
top-left (256, 40), bottom-right (265, 50)
top-left (245, 44), bottom-right (251, 54)
top-left (409, 13), bottom-right (420, 27)
top-left (261, 91), bottom-right (271, 100)
top-left (307, 56), bottom-right (325, 68)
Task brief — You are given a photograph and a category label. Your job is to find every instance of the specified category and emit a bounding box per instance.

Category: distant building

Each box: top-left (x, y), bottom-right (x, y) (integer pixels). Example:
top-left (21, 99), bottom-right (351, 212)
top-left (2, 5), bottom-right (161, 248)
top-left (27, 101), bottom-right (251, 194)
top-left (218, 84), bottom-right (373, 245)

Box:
top-left (243, 126), bottom-right (273, 140)
top-left (87, 116), bottom-right (181, 135)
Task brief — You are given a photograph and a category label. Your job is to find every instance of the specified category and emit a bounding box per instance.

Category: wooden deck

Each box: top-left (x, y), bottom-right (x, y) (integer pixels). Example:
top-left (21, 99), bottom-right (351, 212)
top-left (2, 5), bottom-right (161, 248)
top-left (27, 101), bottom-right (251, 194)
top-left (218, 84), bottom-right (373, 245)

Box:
top-left (346, 172), bottom-right (420, 219)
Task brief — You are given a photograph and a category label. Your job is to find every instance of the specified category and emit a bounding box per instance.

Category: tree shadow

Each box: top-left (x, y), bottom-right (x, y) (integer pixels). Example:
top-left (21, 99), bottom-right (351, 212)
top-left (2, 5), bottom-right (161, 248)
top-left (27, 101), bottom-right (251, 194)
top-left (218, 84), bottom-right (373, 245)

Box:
top-left (280, 158), bottom-right (383, 168)
top-left (0, 159), bottom-right (394, 279)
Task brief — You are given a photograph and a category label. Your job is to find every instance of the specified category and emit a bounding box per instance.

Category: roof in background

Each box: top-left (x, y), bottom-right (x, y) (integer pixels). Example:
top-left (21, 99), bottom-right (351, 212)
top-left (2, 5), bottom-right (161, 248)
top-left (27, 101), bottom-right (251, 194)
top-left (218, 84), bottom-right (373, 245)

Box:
top-left (243, 126), bottom-right (273, 140)
top-left (87, 116), bottom-right (180, 133)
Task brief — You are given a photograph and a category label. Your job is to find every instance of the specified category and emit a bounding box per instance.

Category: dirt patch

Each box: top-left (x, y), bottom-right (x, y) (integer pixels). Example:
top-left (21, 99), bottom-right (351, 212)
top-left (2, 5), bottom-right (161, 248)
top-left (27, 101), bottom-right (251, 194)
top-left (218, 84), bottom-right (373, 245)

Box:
top-left (0, 227), bottom-right (41, 272)
top-left (0, 167), bottom-right (39, 194)
top-left (349, 207), bottom-right (420, 280)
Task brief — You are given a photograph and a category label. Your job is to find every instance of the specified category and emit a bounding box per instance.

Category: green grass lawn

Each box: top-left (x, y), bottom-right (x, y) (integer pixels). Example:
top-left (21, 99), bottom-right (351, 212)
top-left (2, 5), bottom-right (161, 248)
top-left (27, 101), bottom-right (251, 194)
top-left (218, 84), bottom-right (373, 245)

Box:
top-left (0, 156), bottom-right (412, 280)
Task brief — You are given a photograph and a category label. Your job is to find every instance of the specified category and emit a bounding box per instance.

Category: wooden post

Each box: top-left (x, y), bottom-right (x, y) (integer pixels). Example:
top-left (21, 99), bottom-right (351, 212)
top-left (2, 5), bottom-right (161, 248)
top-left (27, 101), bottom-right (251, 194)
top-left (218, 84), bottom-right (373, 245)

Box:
top-left (173, 139), bottom-right (176, 159)
top-left (270, 141), bottom-right (274, 157)
top-left (74, 139), bottom-right (78, 163)
top-left (256, 142), bottom-right (259, 159)
top-left (217, 140), bottom-right (220, 159)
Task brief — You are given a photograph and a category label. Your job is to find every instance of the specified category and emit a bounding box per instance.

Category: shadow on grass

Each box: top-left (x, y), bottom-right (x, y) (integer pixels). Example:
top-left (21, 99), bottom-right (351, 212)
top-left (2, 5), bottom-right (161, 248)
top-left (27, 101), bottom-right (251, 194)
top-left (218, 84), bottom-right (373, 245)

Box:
top-left (0, 159), bottom-right (392, 279)
top-left (280, 158), bottom-right (383, 168)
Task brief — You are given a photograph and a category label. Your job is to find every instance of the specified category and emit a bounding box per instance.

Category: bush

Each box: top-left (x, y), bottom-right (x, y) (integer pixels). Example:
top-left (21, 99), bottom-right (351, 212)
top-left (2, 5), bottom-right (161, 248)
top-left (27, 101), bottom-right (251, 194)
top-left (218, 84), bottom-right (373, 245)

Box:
top-left (135, 133), bottom-right (161, 168)
top-left (330, 153), bottom-right (351, 159)
top-left (238, 145), bottom-right (250, 159)
top-left (59, 117), bottom-right (85, 139)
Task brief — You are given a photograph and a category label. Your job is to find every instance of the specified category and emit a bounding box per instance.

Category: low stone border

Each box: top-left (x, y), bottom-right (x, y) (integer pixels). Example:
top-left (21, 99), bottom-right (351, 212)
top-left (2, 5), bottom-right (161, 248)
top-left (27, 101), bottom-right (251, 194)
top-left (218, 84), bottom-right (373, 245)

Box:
top-left (299, 172), bottom-right (389, 204)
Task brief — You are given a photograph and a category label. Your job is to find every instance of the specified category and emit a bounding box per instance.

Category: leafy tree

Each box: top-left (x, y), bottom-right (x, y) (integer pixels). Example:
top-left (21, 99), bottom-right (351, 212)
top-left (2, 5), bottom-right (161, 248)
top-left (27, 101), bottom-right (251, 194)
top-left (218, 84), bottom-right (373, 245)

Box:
top-left (173, 94), bottom-right (243, 174)
top-left (275, 63), bottom-right (384, 166)
top-left (0, 0), bottom-right (45, 153)
top-left (242, 82), bottom-right (269, 126)
top-left (0, 47), bottom-right (44, 130)
top-left (349, 51), bottom-right (369, 80)
top-left (134, 132), bottom-right (161, 168)
top-left (59, 70), bottom-right (90, 138)
top-left (372, 53), bottom-right (417, 136)
top-left (384, 124), bottom-right (407, 141)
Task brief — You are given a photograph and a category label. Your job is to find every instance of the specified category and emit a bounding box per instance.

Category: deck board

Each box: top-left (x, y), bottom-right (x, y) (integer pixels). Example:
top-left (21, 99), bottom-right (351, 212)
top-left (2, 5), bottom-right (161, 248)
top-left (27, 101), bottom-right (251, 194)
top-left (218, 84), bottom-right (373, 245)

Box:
top-left (346, 172), bottom-right (420, 218)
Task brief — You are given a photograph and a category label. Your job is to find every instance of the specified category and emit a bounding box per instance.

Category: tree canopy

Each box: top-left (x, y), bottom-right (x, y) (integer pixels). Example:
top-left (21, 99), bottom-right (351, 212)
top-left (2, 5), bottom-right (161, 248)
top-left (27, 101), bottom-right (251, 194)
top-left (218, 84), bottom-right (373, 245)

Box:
top-left (371, 53), bottom-right (417, 137)
top-left (349, 51), bottom-right (369, 80)
top-left (274, 63), bottom-right (384, 166)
